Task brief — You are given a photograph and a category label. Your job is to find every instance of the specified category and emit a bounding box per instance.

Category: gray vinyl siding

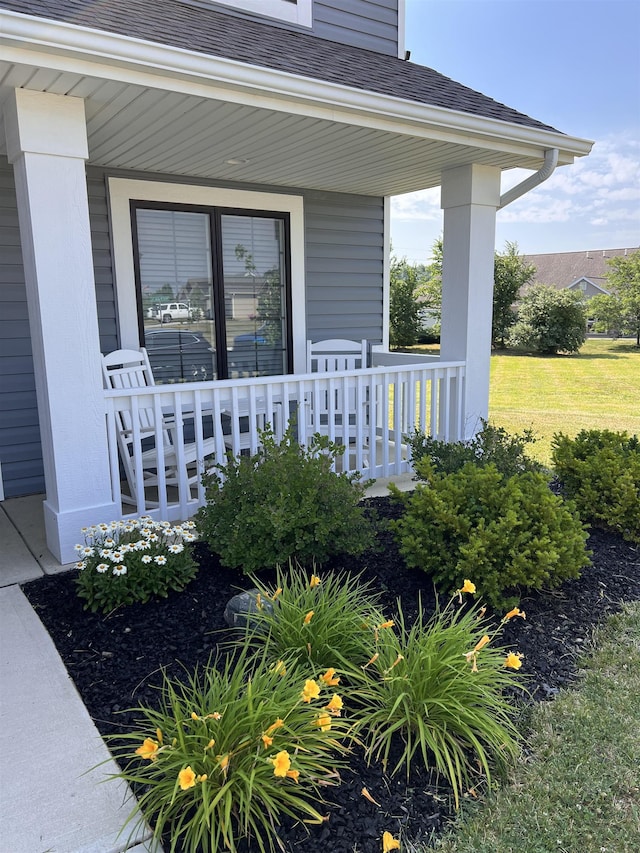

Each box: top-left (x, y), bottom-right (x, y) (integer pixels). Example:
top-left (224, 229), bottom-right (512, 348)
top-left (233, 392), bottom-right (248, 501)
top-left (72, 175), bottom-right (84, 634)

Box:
top-left (0, 159), bottom-right (117, 499)
top-left (313, 0), bottom-right (399, 56)
top-left (304, 191), bottom-right (384, 341)
top-left (0, 158), bottom-right (43, 498)
top-left (0, 162), bottom-right (384, 497)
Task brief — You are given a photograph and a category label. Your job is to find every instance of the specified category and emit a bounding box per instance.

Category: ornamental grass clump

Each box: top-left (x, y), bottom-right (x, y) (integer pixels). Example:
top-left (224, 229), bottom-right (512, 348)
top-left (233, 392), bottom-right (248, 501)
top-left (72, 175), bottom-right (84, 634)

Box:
top-left (196, 425), bottom-right (375, 574)
top-left (74, 517), bottom-right (198, 613)
top-left (247, 564), bottom-right (386, 670)
top-left (352, 584), bottom-right (527, 808)
top-left (552, 428), bottom-right (640, 542)
top-left (391, 461), bottom-right (591, 609)
top-left (109, 646), bottom-right (352, 853)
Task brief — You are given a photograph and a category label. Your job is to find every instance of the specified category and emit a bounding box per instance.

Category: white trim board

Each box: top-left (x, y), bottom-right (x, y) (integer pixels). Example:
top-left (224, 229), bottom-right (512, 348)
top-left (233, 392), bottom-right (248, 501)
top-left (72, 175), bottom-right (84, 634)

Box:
top-left (108, 178), bottom-right (307, 372)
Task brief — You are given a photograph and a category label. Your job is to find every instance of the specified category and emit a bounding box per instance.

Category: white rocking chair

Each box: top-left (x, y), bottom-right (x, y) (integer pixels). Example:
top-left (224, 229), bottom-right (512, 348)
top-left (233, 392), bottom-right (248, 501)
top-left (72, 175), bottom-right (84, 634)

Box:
top-left (102, 348), bottom-right (219, 505)
top-left (305, 339), bottom-right (370, 469)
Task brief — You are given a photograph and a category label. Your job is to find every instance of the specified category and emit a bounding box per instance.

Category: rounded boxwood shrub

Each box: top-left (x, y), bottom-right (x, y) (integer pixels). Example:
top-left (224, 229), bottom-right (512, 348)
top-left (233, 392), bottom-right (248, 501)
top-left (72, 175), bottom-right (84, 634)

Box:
top-left (391, 461), bottom-right (591, 610)
top-left (552, 429), bottom-right (640, 542)
top-left (196, 426), bottom-right (375, 574)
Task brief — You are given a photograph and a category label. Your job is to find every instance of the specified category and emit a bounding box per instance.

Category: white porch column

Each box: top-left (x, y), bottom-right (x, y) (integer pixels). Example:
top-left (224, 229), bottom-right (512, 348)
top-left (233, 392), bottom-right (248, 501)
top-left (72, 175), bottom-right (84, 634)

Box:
top-left (4, 89), bottom-right (118, 563)
top-left (439, 163), bottom-right (501, 439)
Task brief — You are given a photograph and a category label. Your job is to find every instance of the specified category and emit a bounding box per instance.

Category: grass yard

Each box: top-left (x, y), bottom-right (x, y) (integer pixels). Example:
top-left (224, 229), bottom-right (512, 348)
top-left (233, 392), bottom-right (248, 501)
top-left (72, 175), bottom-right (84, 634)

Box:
top-left (488, 338), bottom-right (640, 465)
top-left (407, 338), bottom-right (639, 466)
top-left (431, 602), bottom-right (640, 853)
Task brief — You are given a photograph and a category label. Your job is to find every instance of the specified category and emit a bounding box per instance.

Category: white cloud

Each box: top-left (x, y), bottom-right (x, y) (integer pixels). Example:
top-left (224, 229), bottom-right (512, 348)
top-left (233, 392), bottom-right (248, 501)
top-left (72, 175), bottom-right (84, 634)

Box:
top-left (391, 187), bottom-right (440, 220)
top-left (391, 132), bottom-right (640, 259)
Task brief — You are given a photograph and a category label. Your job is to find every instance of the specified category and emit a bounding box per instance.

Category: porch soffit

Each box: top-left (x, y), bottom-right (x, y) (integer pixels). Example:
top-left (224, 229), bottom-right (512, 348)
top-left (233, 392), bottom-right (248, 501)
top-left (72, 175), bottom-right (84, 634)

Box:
top-left (0, 8), bottom-right (593, 196)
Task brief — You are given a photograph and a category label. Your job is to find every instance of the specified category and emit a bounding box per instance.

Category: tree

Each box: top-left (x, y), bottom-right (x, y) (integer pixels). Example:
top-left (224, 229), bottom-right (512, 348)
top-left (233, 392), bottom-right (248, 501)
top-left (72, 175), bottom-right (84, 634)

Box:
top-left (492, 242), bottom-right (535, 348)
top-left (389, 254), bottom-right (427, 348)
top-left (598, 251), bottom-right (640, 346)
top-left (509, 284), bottom-right (587, 354)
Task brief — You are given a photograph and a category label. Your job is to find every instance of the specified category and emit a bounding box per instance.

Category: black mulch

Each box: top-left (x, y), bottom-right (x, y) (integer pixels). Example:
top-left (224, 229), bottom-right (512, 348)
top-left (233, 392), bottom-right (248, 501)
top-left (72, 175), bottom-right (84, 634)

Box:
top-left (22, 496), bottom-right (640, 853)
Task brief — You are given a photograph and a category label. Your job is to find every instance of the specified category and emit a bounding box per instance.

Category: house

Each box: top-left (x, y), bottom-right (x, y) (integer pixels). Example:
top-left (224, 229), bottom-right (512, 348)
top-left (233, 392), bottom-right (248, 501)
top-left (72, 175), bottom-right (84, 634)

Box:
top-left (0, 0), bottom-right (592, 564)
top-left (522, 248), bottom-right (638, 298)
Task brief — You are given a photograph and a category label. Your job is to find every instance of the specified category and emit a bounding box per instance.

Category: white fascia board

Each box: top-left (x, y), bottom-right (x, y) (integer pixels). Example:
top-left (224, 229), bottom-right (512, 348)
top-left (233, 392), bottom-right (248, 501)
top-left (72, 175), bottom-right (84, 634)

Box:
top-left (0, 10), bottom-right (593, 163)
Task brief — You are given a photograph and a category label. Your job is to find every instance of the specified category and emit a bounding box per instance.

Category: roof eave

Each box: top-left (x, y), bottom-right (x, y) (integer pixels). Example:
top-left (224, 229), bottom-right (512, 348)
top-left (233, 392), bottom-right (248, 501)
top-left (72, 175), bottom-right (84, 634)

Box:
top-left (0, 8), bottom-right (594, 167)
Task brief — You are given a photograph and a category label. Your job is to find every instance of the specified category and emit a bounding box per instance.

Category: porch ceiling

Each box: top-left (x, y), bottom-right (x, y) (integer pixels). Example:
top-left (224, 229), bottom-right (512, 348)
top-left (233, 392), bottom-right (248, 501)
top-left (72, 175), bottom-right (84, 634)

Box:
top-left (0, 47), bottom-right (591, 197)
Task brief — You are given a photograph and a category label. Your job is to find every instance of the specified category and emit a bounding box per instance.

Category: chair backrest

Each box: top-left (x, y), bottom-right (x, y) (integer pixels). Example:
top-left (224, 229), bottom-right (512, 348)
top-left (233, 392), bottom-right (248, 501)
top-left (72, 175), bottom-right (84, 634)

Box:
top-left (102, 348), bottom-right (173, 494)
top-left (102, 348), bottom-right (155, 392)
top-left (307, 339), bottom-right (368, 373)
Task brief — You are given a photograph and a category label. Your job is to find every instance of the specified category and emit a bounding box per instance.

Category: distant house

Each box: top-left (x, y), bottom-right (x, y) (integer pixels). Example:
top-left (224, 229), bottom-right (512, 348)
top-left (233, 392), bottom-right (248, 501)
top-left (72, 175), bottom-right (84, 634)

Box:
top-left (522, 248), bottom-right (638, 298)
top-left (0, 0), bottom-right (592, 563)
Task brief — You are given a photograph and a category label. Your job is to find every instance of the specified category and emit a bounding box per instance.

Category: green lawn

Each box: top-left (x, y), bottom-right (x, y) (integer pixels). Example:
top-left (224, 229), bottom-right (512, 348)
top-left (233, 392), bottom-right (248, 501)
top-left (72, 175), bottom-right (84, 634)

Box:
top-left (488, 339), bottom-right (640, 465)
top-left (430, 602), bottom-right (640, 853)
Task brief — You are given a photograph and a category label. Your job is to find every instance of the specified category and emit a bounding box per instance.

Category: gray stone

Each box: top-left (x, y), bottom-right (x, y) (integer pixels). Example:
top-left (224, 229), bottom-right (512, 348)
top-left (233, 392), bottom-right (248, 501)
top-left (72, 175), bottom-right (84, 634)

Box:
top-left (224, 588), bottom-right (274, 630)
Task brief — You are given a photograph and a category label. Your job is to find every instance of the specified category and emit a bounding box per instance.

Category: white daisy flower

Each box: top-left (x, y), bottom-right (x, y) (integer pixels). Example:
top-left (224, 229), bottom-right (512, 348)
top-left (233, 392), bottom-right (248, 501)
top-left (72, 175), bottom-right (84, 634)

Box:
top-left (75, 561), bottom-right (86, 570)
top-left (154, 555), bottom-right (167, 565)
top-left (168, 543), bottom-right (184, 554)
top-left (113, 565), bottom-right (127, 576)
top-left (96, 563), bottom-right (109, 573)
top-left (141, 554), bottom-right (153, 564)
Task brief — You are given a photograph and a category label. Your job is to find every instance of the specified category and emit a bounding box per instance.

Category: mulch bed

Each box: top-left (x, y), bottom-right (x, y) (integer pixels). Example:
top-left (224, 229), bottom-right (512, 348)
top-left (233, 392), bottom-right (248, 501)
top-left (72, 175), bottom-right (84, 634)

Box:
top-left (22, 496), bottom-right (640, 852)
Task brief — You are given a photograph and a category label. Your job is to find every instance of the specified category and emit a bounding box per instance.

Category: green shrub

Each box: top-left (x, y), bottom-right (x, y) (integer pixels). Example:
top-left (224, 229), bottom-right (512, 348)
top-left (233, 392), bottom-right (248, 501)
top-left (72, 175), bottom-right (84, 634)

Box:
top-left (552, 429), bottom-right (640, 542)
top-left (247, 565), bottom-right (386, 670)
top-left (352, 590), bottom-right (525, 807)
top-left (109, 646), bottom-right (352, 853)
top-left (196, 426), bottom-right (375, 574)
top-left (391, 462), bottom-right (590, 610)
top-left (74, 518), bottom-right (198, 613)
top-left (409, 419), bottom-right (542, 477)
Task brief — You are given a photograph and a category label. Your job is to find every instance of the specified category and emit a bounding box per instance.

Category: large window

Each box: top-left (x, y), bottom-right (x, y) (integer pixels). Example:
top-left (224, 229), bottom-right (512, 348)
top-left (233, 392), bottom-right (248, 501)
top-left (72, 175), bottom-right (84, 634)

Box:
top-left (132, 204), bottom-right (292, 382)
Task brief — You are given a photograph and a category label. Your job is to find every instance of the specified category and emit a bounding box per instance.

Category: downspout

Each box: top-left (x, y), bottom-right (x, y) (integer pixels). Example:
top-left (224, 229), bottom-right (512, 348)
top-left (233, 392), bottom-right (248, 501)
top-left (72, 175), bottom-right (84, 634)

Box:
top-left (498, 148), bottom-right (559, 209)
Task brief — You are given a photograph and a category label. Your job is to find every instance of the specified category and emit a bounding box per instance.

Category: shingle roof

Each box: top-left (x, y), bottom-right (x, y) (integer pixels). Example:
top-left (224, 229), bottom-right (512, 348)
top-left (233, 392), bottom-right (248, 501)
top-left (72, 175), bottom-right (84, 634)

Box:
top-left (1, 0), bottom-right (559, 132)
top-left (523, 248), bottom-right (638, 290)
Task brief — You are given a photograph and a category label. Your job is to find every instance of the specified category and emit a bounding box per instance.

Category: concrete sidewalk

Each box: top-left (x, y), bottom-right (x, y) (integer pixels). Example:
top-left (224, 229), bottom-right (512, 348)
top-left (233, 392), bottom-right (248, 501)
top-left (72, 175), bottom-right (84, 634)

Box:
top-left (0, 502), bottom-right (157, 853)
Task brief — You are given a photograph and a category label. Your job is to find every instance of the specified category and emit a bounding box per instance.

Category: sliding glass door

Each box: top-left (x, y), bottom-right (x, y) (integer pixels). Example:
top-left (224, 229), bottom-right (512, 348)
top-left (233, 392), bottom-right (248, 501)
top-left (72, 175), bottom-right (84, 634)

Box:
top-left (133, 203), bottom-right (291, 383)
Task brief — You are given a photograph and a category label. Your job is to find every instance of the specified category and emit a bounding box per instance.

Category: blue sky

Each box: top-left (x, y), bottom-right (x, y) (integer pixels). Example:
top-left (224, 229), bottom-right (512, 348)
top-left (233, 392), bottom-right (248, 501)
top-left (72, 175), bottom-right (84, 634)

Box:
top-left (390, 0), bottom-right (640, 262)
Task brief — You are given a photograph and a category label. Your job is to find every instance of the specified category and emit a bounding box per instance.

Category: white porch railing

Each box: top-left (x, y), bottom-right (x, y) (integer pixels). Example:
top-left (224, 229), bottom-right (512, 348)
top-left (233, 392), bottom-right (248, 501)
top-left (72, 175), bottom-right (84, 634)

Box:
top-left (103, 358), bottom-right (465, 520)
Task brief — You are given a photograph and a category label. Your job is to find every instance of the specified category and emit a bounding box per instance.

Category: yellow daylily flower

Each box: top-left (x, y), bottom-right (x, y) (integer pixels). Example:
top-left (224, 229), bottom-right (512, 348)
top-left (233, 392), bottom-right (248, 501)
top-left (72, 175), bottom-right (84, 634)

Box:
top-left (286, 768), bottom-right (300, 783)
top-left (382, 830), bottom-right (401, 851)
top-left (309, 574), bottom-right (321, 588)
top-left (178, 766), bottom-right (197, 790)
top-left (325, 694), bottom-right (343, 715)
top-left (378, 619), bottom-right (395, 630)
top-left (314, 713), bottom-right (332, 732)
top-left (460, 579), bottom-right (476, 594)
top-left (301, 679), bottom-right (321, 703)
top-left (473, 634), bottom-right (491, 653)
top-left (504, 652), bottom-right (524, 670)
top-left (504, 606), bottom-right (526, 621)
top-left (265, 718), bottom-right (285, 735)
top-left (271, 750), bottom-right (291, 777)
top-left (303, 610), bottom-right (315, 625)
top-left (135, 738), bottom-right (159, 761)
top-left (261, 734), bottom-right (274, 748)
top-left (320, 667), bottom-right (340, 686)
top-left (270, 660), bottom-right (287, 677)
top-left (205, 739), bottom-right (216, 750)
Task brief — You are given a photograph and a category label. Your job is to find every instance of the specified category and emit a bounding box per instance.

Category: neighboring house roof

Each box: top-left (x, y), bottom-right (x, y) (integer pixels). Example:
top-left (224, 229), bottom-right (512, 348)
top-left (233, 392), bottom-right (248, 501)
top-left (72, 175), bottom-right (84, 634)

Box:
top-left (0, 0), bottom-right (558, 133)
top-left (523, 248), bottom-right (638, 293)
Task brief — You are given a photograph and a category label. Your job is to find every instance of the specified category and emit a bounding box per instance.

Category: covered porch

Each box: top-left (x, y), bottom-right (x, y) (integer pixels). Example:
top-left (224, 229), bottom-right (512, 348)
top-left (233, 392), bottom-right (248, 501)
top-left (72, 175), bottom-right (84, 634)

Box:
top-left (103, 350), bottom-right (465, 522)
top-left (0, 5), bottom-right (592, 564)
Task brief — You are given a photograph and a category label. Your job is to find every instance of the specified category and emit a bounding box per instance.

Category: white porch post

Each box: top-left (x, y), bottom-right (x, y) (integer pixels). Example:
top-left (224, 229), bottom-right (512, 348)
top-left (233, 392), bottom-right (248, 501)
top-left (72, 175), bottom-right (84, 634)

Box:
top-left (439, 163), bottom-right (501, 439)
top-left (4, 89), bottom-right (119, 563)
